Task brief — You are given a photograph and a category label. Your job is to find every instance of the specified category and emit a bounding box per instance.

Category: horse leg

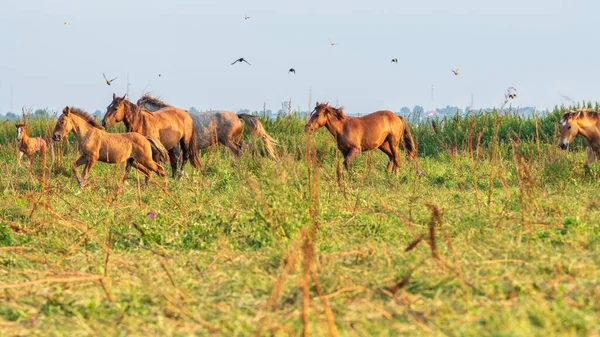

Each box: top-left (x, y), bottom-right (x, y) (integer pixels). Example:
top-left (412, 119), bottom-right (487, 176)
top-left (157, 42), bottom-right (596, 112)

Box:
top-left (81, 157), bottom-right (97, 186)
top-left (17, 151), bottom-right (24, 166)
top-left (71, 156), bottom-right (88, 185)
top-left (168, 147), bottom-right (180, 178)
top-left (388, 138), bottom-right (402, 174)
top-left (128, 160), bottom-right (152, 185)
top-left (343, 147), bottom-right (360, 170)
top-left (378, 142), bottom-right (395, 173)
top-left (223, 139), bottom-right (241, 156)
top-left (179, 138), bottom-right (189, 177)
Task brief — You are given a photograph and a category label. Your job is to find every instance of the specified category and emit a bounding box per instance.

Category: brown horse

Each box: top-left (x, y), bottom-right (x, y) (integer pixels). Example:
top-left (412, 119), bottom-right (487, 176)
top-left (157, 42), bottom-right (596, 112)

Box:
top-left (102, 94), bottom-right (201, 177)
top-left (304, 102), bottom-right (416, 172)
top-left (137, 94), bottom-right (277, 159)
top-left (15, 122), bottom-right (52, 168)
top-left (53, 106), bottom-right (169, 186)
top-left (559, 109), bottom-right (600, 169)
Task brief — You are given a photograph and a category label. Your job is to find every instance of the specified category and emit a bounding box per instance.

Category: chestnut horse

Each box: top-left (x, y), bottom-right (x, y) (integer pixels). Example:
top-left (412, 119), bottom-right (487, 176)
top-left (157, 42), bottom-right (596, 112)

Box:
top-left (53, 106), bottom-right (168, 186)
top-left (137, 94), bottom-right (277, 159)
top-left (304, 102), bottom-right (416, 172)
top-left (15, 122), bottom-right (52, 168)
top-left (102, 94), bottom-right (201, 177)
top-left (559, 109), bottom-right (600, 169)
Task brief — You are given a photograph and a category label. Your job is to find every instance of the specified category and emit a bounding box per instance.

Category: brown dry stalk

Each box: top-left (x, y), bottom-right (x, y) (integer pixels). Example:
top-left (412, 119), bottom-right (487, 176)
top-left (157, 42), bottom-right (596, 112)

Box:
top-left (254, 239), bottom-right (301, 337)
top-left (53, 234), bottom-right (87, 267)
top-left (0, 275), bottom-right (106, 290)
top-left (426, 204), bottom-right (441, 260)
top-left (386, 268), bottom-right (414, 295)
top-left (314, 286), bottom-right (366, 301)
top-left (310, 265), bottom-right (339, 337)
top-left (404, 234), bottom-right (425, 252)
top-left (159, 289), bottom-right (220, 332)
top-left (301, 228), bottom-right (312, 337)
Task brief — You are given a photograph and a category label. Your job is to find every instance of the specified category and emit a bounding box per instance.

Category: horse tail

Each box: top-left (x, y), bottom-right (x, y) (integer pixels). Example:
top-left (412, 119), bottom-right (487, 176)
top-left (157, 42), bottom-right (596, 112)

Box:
top-left (399, 116), bottom-right (417, 160)
top-left (146, 137), bottom-right (169, 162)
top-left (187, 127), bottom-right (202, 169)
top-left (237, 113), bottom-right (278, 159)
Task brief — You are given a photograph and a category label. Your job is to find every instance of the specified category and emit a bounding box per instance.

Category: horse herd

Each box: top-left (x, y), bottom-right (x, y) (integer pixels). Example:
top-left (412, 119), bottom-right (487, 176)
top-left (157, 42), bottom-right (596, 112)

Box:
top-left (13, 95), bottom-right (600, 186)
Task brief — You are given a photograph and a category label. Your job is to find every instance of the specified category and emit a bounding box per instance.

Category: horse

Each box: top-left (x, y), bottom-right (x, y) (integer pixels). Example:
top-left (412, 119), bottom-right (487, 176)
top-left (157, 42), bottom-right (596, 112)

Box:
top-left (52, 106), bottom-right (169, 186)
top-left (102, 93), bottom-right (201, 178)
top-left (137, 94), bottom-right (277, 159)
top-left (559, 108), bottom-right (600, 169)
top-left (15, 122), bottom-right (52, 168)
top-left (304, 102), bottom-right (416, 172)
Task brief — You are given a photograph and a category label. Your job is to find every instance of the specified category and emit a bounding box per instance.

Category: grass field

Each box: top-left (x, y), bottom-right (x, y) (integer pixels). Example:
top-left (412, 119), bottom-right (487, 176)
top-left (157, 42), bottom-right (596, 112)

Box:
top-left (0, 108), bottom-right (599, 336)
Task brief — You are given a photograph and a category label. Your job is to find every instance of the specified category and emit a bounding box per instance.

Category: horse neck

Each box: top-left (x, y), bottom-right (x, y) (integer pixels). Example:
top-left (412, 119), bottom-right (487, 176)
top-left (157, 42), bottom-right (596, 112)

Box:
top-left (324, 114), bottom-right (346, 137)
top-left (70, 115), bottom-right (97, 140)
top-left (123, 101), bottom-right (145, 132)
top-left (577, 120), bottom-right (600, 147)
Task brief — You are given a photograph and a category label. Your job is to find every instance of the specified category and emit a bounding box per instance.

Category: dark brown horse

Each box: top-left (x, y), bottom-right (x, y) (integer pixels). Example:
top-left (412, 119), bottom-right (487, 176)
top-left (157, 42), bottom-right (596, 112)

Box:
top-left (102, 94), bottom-right (201, 177)
top-left (137, 94), bottom-right (277, 159)
top-left (559, 109), bottom-right (600, 169)
top-left (304, 102), bottom-right (416, 172)
top-left (52, 107), bottom-right (168, 186)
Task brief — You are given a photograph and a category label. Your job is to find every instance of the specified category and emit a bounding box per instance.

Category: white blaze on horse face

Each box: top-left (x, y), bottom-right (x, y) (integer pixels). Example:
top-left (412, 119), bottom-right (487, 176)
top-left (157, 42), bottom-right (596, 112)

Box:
top-left (17, 127), bottom-right (21, 139)
top-left (562, 121), bottom-right (567, 126)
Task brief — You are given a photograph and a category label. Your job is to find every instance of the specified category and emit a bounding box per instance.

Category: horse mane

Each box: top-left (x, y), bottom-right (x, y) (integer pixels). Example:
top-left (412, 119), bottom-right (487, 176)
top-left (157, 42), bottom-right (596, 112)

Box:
top-left (328, 105), bottom-right (347, 120)
top-left (562, 108), bottom-right (599, 121)
top-left (137, 94), bottom-right (171, 112)
top-left (122, 99), bottom-right (146, 132)
top-left (68, 107), bottom-right (104, 129)
top-left (314, 102), bottom-right (347, 120)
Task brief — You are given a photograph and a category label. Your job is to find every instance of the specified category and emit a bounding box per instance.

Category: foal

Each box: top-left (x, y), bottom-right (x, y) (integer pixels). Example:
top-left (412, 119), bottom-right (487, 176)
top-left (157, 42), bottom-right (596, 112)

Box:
top-left (15, 123), bottom-right (49, 168)
top-left (559, 109), bottom-right (600, 169)
top-left (53, 106), bottom-right (169, 186)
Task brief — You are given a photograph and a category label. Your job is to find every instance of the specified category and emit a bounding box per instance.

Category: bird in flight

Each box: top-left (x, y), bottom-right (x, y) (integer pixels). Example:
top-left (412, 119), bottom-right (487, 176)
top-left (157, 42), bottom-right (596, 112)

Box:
top-left (452, 68), bottom-right (459, 75)
top-left (158, 74), bottom-right (162, 77)
top-left (103, 73), bottom-right (117, 85)
top-left (231, 58), bottom-right (251, 65)
top-left (391, 58), bottom-right (398, 63)
top-left (64, 21), bottom-right (70, 26)
top-left (245, 15), bottom-right (250, 20)
top-left (288, 68), bottom-right (296, 75)
top-left (328, 39), bottom-right (339, 47)
top-left (508, 93), bottom-right (517, 99)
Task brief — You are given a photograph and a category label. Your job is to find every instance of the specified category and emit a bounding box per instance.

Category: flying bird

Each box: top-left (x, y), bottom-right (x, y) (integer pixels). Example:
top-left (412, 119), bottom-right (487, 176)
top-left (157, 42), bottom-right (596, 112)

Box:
top-left (245, 15), bottom-right (250, 20)
top-left (508, 93), bottom-right (517, 99)
top-left (158, 74), bottom-right (162, 77)
top-left (231, 58), bottom-right (251, 65)
top-left (288, 68), bottom-right (296, 74)
top-left (452, 68), bottom-right (459, 75)
top-left (328, 39), bottom-right (339, 47)
top-left (103, 73), bottom-right (117, 85)
top-left (391, 58), bottom-right (398, 63)
top-left (63, 21), bottom-right (70, 26)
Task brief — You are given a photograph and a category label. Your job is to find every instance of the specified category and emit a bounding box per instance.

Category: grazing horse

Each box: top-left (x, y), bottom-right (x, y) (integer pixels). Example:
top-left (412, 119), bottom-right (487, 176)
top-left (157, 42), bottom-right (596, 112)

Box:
top-left (52, 106), bottom-right (168, 186)
top-left (137, 94), bottom-right (277, 159)
top-left (304, 102), bottom-right (416, 172)
top-left (102, 94), bottom-right (201, 177)
top-left (15, 122), bottom-right (51, 168)
top-left (559, 109), bottom-right (600, 169)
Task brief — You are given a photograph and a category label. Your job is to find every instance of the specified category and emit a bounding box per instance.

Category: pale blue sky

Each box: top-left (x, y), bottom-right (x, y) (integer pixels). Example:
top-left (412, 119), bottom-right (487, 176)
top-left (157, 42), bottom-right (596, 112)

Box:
top-left (0, 0), bottom-right (597, 115)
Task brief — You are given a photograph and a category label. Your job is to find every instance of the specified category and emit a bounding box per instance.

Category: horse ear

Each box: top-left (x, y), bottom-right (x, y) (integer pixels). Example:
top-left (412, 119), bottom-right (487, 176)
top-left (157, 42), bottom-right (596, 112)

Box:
top-left (113, 93), bottom-right (117, 100)
top-left (122, 93), bottom-right (127, 100)
top-left (63, 106), bottom-right (70, 115)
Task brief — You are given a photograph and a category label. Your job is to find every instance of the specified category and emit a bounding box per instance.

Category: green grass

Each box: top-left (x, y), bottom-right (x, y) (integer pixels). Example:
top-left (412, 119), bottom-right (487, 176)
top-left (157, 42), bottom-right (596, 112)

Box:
top-left (0, 110), bottom-right (599, 336)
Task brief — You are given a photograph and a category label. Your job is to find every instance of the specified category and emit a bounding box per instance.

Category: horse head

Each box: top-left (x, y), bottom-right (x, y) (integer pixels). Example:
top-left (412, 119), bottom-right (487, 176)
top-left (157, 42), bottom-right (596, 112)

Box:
top-left (304, 102), bottom-right (331, 134)
top-left (102, 93), bottom-right (128, 128)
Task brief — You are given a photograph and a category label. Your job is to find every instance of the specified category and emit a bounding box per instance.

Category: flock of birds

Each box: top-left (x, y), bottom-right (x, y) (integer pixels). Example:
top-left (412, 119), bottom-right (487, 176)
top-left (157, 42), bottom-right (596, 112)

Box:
top-left (63, 17), bottom-right (517, 102)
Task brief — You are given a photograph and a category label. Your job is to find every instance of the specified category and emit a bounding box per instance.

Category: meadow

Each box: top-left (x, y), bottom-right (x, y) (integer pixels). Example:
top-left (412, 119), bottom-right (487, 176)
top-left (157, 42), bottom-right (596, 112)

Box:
top-left (0, 105), bottom-right (599, 336)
